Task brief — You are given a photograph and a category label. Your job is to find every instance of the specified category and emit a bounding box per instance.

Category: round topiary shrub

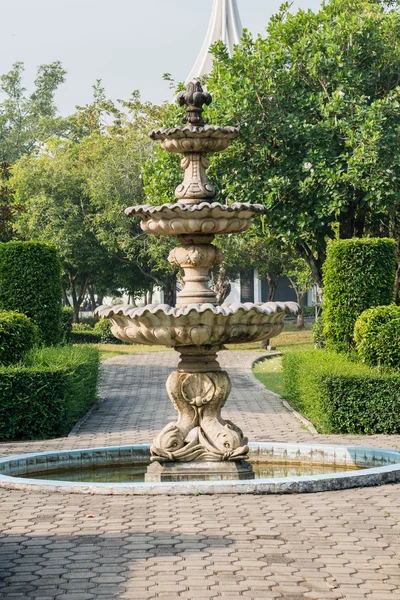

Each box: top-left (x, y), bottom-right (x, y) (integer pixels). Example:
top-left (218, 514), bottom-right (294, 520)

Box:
top-left (94, 319), bottom-right (123, 344)
top-left (375, 319), bottom-right (400, 369)
top-left (0, 241), bottom-right (62, 346)
top-left (354, 304), bottom-right (400, 367)
top-left (0, 309), bottom-right (38, 365)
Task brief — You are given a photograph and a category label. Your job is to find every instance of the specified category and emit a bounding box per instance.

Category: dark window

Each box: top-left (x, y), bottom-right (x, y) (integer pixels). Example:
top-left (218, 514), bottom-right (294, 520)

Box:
top-left (240, 271), bottom-right (254, 303)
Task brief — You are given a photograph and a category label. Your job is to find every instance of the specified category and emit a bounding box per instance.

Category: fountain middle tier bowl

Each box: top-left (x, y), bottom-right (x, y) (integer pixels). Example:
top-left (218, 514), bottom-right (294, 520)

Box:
top-left (96, 302), bottom-right (298, 347)
top-left (125, 202), bottom-right (267, 236)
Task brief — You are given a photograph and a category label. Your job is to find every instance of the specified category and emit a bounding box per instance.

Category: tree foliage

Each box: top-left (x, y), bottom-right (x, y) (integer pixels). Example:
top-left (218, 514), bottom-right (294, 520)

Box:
top-left (145, 0), bottom-right (400, 288)
top-left (0, 61), bottom-right (67, 163)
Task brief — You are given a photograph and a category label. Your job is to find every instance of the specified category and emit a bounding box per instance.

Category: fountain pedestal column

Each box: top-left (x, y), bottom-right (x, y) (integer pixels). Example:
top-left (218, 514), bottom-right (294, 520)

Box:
top-left (145, 345), bottom-right (253, 482)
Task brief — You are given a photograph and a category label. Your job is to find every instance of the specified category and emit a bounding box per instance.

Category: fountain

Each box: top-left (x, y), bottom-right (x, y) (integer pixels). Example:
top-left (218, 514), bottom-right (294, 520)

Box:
top-left (2, 82), bottom-right (400, 495)
top-left (96, 82), bottom-right (298, 482)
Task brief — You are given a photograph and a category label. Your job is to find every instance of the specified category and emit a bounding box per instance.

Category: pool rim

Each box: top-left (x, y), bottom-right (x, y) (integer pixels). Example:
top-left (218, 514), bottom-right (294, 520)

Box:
top-left (1, 442), bottom-right (400, 495)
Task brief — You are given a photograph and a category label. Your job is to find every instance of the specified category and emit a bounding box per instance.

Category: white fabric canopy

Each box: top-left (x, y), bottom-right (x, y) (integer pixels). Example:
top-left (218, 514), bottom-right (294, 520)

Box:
top-left (186, 0), bottom-right (243, 83)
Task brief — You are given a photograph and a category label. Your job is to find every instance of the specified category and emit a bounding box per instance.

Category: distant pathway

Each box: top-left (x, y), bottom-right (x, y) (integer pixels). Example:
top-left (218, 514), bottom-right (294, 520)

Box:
top-left (0, 351), bottom-right (400, 599)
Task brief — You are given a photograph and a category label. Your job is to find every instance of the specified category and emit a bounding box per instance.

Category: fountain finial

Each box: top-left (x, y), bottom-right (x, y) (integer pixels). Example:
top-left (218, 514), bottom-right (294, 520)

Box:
top-left (177, 81), bottom-right (212, 127)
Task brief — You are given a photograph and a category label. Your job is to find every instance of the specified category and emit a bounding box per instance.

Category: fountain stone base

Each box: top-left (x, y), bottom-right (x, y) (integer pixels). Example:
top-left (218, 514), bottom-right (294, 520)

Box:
top-left (145, 460), bottom-right (254, 482)
top-left (149, 347), bottom-right (250, 464)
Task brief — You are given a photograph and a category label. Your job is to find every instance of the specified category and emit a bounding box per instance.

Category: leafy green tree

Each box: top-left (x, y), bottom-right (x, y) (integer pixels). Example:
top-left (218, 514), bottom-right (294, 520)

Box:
top-left (11, 138), bottom-right (114, 321)
top-left (0, 61), bottom-right (67, 163)
top-left (0, 162), bottom-right (22, 242)
top-left (11, 88), bottom-right (177, 315)
top-left (206, 0), bottom-right (400, 287)
top-left (145, 0), bottom-right (400, 289)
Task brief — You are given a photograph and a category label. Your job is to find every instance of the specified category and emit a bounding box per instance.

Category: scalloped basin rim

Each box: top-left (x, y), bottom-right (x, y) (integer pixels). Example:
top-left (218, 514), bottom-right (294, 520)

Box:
top-left (150, 125), bottom-right (240, 138)
top-left (95, 301), bottom-right (299, 319)
top-left (1, 443), bottom-right (400, 495)
top-left (125, 202), bottom-right (267, 217)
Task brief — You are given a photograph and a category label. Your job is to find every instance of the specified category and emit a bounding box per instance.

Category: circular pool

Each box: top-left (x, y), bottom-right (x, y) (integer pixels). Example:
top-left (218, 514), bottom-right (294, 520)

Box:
top-left (1, 442), bottom-right (399, 495)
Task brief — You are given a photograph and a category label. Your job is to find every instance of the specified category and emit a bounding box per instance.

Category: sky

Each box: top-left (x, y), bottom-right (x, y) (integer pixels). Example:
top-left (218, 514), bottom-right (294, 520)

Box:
top-left (1, 0), bottom-right (321, 115)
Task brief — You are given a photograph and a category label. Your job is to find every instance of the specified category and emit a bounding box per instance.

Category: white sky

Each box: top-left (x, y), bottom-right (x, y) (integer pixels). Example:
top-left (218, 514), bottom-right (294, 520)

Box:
top-left (1, 0), bottom-right (321, 115)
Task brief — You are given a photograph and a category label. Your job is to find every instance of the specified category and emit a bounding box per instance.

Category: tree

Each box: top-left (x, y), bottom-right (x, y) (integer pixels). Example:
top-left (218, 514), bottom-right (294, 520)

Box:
top-left (284, 256), bottom-right (314, 329)
top-left (0, 61), bottom-right (67, 163)
top-left (11, 88), bottom-right (175, 317)
top-left (11, 138), bottom-right (116, 321)
top-left (0, 162), bottom-right (22, 242)
top-left (144, 0), bottom-right (400, 289)
top-left (205, 0), bottom-right (400, 287)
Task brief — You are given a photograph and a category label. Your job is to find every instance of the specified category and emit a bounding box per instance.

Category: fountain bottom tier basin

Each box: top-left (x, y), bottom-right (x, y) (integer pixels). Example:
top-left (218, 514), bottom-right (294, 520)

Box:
top-left (1, 443), bottom-right (400, 495)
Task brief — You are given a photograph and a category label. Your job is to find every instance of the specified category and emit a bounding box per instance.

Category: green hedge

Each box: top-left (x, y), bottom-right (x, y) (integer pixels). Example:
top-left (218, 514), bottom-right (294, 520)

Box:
top-left (282, 349), bottom-right (400, 434)
top-left (61, 307), bottom-right (74, 344)
top-left (94, 319), bottom-right (123, 344)
top-left (323, 238), bottom-right (396, 353)
top-left (354, 305), bottom-right (400, 368)
top-left (0, 310), bottom-right (38, 365)
top-left (71, 329), bottom-right (102, 344)
top-left (0, 345), bottom-right (100, 440)
top-left (0, 242), bottom-right (62, 345)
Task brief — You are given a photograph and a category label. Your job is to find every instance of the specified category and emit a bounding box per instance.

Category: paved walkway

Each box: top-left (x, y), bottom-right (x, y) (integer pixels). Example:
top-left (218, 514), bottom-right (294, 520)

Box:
top-left (1, 351), bottom-right (400, 600)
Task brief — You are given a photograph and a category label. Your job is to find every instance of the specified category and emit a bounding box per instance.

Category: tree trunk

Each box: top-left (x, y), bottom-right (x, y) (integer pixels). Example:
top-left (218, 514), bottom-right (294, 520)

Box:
top-left (261, 275), bottom-right (281, 349)
top-left (266, 274), bottom-right (280, 302)
top-left (296, 292), bottom-right (305, 330)
top-left (339, 209), bottom-right (355, 239)
top-left (164, 274), bottom-right (177, 306)
top-left (147, 288), bottom-right (153, 305)
top-left (62, 285), bottom-right (71, 307)
top-left (88, 284), bottom-right (97, 312)
top-left (68, 274), bottom-right (90, 323)
top-left (295, 242), bottom-right (324, 289)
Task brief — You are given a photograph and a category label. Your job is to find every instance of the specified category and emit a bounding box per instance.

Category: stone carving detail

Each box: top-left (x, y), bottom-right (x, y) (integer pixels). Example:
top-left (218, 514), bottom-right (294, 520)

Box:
top-left (177, 81), bottom-right (212, 127)
top-left (169, 244), bottom-right (223, 307)
top-left (175, 153), bottom-right (216, 201)
top-left (150, 370), bottom-right (249, 463)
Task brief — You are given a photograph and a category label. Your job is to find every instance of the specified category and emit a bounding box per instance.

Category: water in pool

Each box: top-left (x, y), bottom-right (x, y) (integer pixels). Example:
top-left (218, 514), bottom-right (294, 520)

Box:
top-left (26, 461), bottom-right (360, 483)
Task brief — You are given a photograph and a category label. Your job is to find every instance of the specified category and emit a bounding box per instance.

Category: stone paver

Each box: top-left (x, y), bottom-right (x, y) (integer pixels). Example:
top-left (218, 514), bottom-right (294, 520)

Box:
top-left (0, 351), bottom-right (400, 599)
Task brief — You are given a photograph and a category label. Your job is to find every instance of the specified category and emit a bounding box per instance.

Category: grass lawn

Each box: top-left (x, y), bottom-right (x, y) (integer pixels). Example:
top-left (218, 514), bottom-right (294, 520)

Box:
top-left (98, 322), bottom-right (313, 362)
top-left (253, 325), bottom-right (314, 396)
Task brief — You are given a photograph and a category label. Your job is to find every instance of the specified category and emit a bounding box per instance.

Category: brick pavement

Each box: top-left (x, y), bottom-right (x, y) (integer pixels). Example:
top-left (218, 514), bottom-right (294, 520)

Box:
top-left (1, 351), bottom-right (400, 599)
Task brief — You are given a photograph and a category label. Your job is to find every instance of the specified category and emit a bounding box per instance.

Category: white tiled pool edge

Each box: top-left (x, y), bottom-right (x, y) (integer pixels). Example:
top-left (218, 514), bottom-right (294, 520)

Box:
top-left (1, 443), bottom-right (400, 496)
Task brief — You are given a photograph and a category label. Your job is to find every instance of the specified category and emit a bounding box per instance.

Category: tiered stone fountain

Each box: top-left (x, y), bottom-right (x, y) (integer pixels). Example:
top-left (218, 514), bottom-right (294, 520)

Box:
top-left (2, 85), bottom-right (400, 496)
top-left (96, 82), bottom-right (298, 482)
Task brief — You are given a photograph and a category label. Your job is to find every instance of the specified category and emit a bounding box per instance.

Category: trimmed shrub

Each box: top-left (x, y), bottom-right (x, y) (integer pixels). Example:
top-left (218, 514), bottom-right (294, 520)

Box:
top-left (0, 241), bottom-right (62, 345)
top-left (312, 315), bottom-right (326, 348)
top-left (94, 319), bottom-right (123, 344)
top-left (71, 329), bottom-right (102, 344)
top-left (0, 345), bottom-right (100, 440)
top-left (376, 319), bottom-right (400, 369)
top-left (282, 349), bottom-right (400, 434)
top-left (0, 310), bottom-right (38, 365)
top-left (61, 307), bottom-right (74, 344)
top-left (323, 238), bottom-right (396, 353)
top-left (354, 304), bottom-right (400, 367)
